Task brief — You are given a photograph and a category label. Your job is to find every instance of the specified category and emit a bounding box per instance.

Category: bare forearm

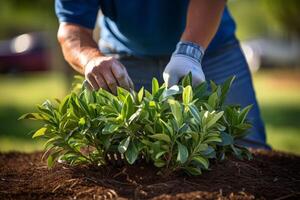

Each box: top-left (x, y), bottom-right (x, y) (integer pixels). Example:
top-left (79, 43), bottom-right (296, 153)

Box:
top-left (57, 23), bottom-right (103, 74)
top-left (181, 0), bottom-right (226, 49)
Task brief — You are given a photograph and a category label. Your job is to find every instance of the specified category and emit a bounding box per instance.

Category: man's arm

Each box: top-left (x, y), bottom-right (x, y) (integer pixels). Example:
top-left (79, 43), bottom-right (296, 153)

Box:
top-left (57, 23), bottom-right (133, 93)
top-left (181, 0), bottom-right (226, 48)
top-left (163, 0), bottom-right (226, 87)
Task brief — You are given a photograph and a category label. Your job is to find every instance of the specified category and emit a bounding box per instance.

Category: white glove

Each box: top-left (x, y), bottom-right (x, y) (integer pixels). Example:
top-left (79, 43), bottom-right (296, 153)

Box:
top-left (163, 41), bottom-right (205, 87)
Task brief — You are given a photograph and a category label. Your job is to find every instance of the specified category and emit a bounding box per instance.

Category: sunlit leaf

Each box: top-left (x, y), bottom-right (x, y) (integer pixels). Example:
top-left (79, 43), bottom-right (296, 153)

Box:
top-left (32, 127), bottom-right (47, 138)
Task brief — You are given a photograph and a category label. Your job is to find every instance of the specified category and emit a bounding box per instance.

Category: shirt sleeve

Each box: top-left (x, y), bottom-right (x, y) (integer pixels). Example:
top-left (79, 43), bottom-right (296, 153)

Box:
top-left (55, 0), bottom-right (100, 29)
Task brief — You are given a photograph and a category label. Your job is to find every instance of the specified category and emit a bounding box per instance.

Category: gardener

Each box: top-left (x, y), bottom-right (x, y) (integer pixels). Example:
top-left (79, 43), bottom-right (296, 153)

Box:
top-left (55, 0), bottom-right (270, 149)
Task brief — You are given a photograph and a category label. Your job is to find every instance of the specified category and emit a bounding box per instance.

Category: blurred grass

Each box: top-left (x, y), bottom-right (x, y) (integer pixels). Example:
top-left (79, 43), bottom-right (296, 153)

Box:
top-left (0, 72), bottom-right (67, 152)
top-left (0, 70), bottom-right (300, 155)
top-left (252, 69), bottom-right (300, 154)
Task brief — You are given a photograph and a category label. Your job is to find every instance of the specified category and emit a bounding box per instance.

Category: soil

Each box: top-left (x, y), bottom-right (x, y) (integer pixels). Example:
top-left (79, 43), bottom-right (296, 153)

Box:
top-left (0, 150), bottom-right (299, 200)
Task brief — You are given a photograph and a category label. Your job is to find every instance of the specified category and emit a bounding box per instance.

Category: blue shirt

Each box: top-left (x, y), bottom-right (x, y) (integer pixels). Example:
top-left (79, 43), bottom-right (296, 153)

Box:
top-left (55, 0), bottom-right (236, 57)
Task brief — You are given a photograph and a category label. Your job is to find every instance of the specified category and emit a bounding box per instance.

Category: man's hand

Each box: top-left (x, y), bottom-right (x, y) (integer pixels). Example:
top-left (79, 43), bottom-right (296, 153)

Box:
top-left (163, 41), bottom-right (205, 87)
top-left (85, 56), bottom-right (134, 93)
top-left (57, 23), bottom-right (134, 93)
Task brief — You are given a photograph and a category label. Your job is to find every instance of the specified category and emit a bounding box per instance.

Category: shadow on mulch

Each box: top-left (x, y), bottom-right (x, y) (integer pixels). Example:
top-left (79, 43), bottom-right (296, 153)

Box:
top-left (0, 150), bottom-right (299, 200)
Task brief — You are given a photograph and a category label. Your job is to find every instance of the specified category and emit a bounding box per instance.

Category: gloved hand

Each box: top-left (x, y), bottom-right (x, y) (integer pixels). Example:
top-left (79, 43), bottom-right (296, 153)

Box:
top-left (163, 41), bottom-right (205, 87)
top-left (85, 56), bottom-right (134, 93)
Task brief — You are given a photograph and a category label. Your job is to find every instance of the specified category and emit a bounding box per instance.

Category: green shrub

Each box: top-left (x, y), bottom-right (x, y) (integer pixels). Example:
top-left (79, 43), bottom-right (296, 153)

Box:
top-left (20, 74), bottom-right (252, 175)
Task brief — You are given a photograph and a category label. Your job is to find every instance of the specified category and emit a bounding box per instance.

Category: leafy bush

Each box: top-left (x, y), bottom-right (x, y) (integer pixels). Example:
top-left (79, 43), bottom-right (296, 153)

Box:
top-left (20, 75), bottom-right (252, 175)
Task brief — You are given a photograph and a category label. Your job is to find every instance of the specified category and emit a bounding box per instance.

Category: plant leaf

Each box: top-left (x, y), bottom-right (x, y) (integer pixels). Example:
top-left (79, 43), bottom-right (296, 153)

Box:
top-left (168, 99), bottom-right (183, 126)
top-left (220, 76), bottom-right (235, 106)
top-left (152, 78), bottom-right (159, 95)
top-left (18, 113), bottom-right (44, 120)
top-left (220, 132), bottom-right (234, 146)
top-left (239, 105), bottom-right (252, 123)
top-left (137, 87), bottom-right (144, 103)
top-left (184, 167), bottom-right (202, 175)
top-left (32, 127), bottom-right (47, 138)
top-left (206, 111), bottom-right (224, 129)
top-left (125, 141), bottom-right (138, 164)
top-left (192, 156), bottom-right (209, 169)
top-left (182, 85), bottom-right (193, 105)
top-left (177, 142), bottom-right (188, 164)
top-left (149, 134), bottom-right (171, 143)
top-left (118, 136), bottom-right (131, 154)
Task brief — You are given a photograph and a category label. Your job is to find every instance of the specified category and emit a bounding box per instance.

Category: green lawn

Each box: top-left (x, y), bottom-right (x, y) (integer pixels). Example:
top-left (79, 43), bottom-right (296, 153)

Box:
top-left (0, 69), bottom-right (299, 154)
top-left (252, 69), bottom-right (300, 154)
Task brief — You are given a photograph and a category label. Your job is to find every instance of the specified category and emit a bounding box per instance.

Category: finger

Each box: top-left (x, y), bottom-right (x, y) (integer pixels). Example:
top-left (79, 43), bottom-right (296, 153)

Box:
top-left (163, 72), bottom-right (179, 88)
top-left (192, 71), bottom-right (206, 86)
top-left (102, 70), bottom-right (118, 94)
top-left (127, 76), bottom-right (134, 90)
top-left (86, 73), bottom-right (99, 90)
top-left (123, 67), bottom-right (134, 90)
top-left (111, 62), bottom-right (131, 90)
top-left (93, 74), bottom-right (109, 91)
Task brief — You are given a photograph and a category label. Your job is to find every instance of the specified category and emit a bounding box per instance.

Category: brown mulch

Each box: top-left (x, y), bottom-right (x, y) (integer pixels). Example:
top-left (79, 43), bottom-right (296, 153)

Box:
top-left (0, 150), bottom-right (299, 200)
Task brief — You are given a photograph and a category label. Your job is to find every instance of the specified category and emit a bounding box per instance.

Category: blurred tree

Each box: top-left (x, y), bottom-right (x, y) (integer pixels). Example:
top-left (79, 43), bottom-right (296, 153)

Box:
top-left (0, 0), bottom-right (57, 39)
top-left (264, 0), bottom-right (300, 37)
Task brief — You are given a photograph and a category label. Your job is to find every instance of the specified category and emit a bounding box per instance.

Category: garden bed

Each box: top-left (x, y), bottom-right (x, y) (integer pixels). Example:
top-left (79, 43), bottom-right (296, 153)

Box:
top-left (0, 149), bottom-right (299, 200)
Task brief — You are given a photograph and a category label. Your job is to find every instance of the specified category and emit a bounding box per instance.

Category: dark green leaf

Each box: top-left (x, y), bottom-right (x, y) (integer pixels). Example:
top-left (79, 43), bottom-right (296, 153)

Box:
top-left (192, 156), bottom-right (209, 169)
top-left (220, 132), bottom-right (234, 146)
top-left (125, 141), bottom-right (138, 164)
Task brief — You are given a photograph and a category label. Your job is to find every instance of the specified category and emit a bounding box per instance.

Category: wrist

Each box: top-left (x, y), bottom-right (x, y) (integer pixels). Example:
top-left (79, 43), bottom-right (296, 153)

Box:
top-left (172, 41), bottom-right (205, 63)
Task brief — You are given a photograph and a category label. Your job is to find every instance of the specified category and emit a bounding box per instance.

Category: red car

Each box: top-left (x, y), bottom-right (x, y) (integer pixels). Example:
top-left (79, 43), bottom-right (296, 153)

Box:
top-left (0, 32), bottom-right (51, 73)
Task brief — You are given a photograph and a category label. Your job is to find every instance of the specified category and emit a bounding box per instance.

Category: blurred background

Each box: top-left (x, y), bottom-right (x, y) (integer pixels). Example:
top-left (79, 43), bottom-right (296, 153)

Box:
top-left (0, 0), bottom-right (299, 154)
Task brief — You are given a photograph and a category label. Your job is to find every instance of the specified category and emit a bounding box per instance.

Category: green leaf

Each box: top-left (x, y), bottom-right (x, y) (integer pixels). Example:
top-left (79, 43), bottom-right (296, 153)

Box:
top-left (32, 127), bottom-right (47, 138)
top-left (59, 94), bottom-right (71, 114)
top-left (204, 136), bottom-right (222, 143)
top-left (18, 113), bottom-right (44, 120)
top-left (155, 151), bottom-right (167, 159)
top-left (149, 134), bottom-right (171, 143)
top-left (118, 136), bottom-right (131, 154)
top-left (202, 146), bottom-right (216, 158)
top-left (154, 159), bottom-right (166, 167)
top-left (220, 132), bottom-right (234, 146)
top-left (181, 72), bottom-right (192, 87)
top-left (125, 141), bottom-right (138, 164)
top-left (78, 117), bottom-right (86, 126)
top-left (239, 105), bottom-right (252, 123)
top-left (47, 151), bottom-right (60, 168)
top-left (137, 87), bottom-right (144, 103)
top-left (47, 154), bottom-right (55, 168)
top-left (177, 142), bottom-right (188, 164)
top-left (194, 82), bottom-right (208, 99)
top-left (184, 167), bottom-right (202, 175)
top-left (182, 85), bottom-right (193, 105)
top-left (220, 76), bottom-right (235, 105)
top-left (152, 78), bottom-right (159, 95)
top-left (188, 104), bottom-right (201, 124)
top-left (102, 124), bottom-right (119, 134)
top-left (192, 156), bottom-right (209, 169)
top-left (162, 85), bottom-right (182, 100)
top-left (206, 111), bottom-right (224, 129)
top-left (168, 99), bottom-right (183, 126)
top-left (121, 94), bottom-right (134, 120)
top-left (208, 91), bottom-right (218, 109)
top-left (210, 80), bottom-right (218, 92)
top-left (159, 119), bottom-right (174, 136)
